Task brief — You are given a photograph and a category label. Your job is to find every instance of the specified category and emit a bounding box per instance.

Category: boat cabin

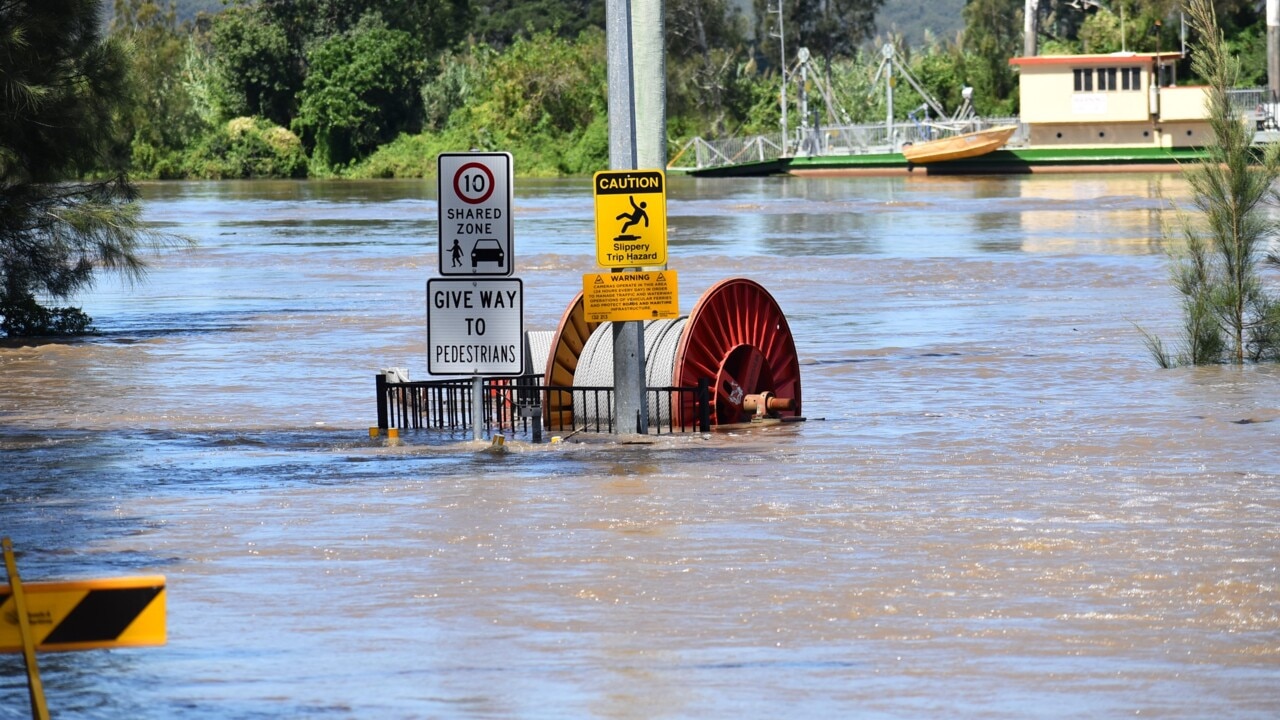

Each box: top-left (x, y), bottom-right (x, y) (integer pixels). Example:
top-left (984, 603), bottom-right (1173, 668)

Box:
top-left (1008, 53), bottom-right (1210, 148)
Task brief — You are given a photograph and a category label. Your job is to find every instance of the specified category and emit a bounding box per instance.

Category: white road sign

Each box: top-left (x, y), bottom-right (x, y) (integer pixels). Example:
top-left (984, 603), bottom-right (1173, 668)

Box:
top-left (438, 152), bottom-right (513, 276)
top-left (427, 278), bottom-right (524, 376)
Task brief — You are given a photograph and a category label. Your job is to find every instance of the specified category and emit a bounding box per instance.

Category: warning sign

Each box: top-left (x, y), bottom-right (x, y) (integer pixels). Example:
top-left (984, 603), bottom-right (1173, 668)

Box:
top-left (582, 271), bottom-right (679, 323)
top-left (593, 169), bottom-right (667, 268)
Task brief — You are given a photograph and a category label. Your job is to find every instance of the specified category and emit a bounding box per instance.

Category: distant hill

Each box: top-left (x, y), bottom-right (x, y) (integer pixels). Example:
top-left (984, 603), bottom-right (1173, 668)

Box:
top-left (730, 0), bottom-right (965, 49)
top-left (136, 0), bottom-right (965, 49)
top-left (103, 0), bottom-right (222, 26)
top-left (876, 0), bottom-right (966, 47)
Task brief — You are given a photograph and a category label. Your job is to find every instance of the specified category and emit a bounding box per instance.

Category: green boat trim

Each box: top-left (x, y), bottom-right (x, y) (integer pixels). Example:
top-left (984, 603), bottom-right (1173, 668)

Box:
top-left (688, 145), bottom-right (1212, 178)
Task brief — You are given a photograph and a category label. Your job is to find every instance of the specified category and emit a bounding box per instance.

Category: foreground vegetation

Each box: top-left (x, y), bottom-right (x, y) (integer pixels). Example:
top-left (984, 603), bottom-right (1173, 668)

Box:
top-left (1144, 0), bottom-right (1280, 366)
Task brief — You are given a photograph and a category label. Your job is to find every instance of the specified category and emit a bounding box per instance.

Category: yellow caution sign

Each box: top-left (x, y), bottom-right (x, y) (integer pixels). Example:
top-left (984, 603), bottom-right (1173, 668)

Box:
top-left (1, 575), bottom-right (167, 652)
top-left (593, 169), bottom-right (667, 268)
top-left (582, 270), bottom-right (679, 323)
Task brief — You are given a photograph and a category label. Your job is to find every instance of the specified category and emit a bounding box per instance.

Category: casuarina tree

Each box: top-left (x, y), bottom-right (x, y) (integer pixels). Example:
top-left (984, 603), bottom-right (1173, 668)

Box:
top-left (0, 0), bottom-right (175, 337)
top-left (1144, 0), bottom-right (1280, 365)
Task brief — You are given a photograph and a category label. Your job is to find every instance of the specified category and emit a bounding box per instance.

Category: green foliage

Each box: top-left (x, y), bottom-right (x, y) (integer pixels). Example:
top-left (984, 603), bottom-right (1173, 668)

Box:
top-left (470, 0), bottom-right (604, 49)
top-left (449, 29), bottom-right (608, 174)
top-left (0, 292), bottom-right (94, 337)
top-left (1146, 0), bottom-right (1280, 366)
top-left (208, 3), bottom-right (299, 126)
top-left (666, 0), bottom-right (754, 137)
top-left (961, 0), bottom-right (1021, 114)
top-left (185, 117), bottom-right (307, 179)
top-left (0, 0), bottom-right (184, 337)
top-left (293, 14), bottom-right (424, 172)
top-left (352, 29), bottom-right (609, 177)
top-left (420, 47), bottom-right (497, 133)
top-left (111, 0), bottom-right (210, 179)
top-left (83, 0), bottom-right (1277, 181)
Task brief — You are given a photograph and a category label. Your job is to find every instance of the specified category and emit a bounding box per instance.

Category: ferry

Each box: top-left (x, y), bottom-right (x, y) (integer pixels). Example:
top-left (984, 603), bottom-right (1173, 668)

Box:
top-left (673, 49), bottom-right (1271, 177)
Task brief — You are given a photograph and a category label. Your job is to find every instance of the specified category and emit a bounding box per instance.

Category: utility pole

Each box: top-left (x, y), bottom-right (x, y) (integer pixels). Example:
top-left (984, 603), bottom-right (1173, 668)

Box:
top-left (770, 1), bottom-right (788, 156)
top-left (1024, 0), bottom-right (1038, 58)
top-left (605, 0), bottom-right (664, 434)
top-left (1269, 0), bottom-right (1279, 103)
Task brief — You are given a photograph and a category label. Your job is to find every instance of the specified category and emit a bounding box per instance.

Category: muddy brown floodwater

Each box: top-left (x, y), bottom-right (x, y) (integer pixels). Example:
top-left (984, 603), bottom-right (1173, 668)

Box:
top-left (1, 174), bottom-right (1277, 719)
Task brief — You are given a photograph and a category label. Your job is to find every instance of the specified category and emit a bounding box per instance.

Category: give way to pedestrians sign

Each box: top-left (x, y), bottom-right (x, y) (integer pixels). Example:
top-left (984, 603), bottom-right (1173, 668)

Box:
top-left (438, 152), bottom-right (513, 277)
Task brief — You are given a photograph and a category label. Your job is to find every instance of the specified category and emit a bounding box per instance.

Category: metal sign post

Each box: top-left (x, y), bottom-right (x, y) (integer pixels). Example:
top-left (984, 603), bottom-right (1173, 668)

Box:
top-left (432, 152), bottom-right (521, 442)
top-left (605, 0), bottom-right (665, 435)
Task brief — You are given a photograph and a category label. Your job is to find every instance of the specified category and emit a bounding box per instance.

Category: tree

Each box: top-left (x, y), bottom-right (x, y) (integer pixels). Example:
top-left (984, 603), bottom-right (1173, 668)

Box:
top-left (0, 0), bottom-right (177, 337)
top-left (111, 0), bottom-right (209, 178)
top-left (470, 0), bottom-right (603, 49)
top-left (754, 0), bottom-right (884, 74)
top-left (961, 0), bottom-right (1021, 115)
top-left (208, 3), bottom-right (300, 126)
top-left (1144, 0), bottom-right (1280, 366)
top-left (293, 13), bottom-right (425, 170)
top-left (666, 0), bottom-right (750, 136)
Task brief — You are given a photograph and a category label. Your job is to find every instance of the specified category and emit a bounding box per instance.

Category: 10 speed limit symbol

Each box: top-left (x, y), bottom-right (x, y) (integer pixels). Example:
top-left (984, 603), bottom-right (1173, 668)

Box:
top-left (438, 152), bottom-right (513, 277)
top-left (453, 162), bottom-right (495, 205)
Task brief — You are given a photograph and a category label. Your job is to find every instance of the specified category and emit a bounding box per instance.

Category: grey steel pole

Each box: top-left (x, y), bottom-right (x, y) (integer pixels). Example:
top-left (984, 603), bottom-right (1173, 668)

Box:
top-left (1024, 0), bottom-right (1038, 58)
top-left (606, 0), bottom-right (662, 435)
top-left (775, 2), bottom-right (788, 156)
top-left (1269, 0), bottom-right (1279, 103)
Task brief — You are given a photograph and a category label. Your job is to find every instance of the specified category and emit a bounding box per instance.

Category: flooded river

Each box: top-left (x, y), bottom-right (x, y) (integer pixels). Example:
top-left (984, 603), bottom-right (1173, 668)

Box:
top-left (1, 174), bottom-right (1277, 718)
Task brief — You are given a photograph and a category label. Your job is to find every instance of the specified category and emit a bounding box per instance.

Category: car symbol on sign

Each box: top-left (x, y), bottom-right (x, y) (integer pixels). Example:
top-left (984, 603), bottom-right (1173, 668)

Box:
top-left (471, 239), bottom-right (505, 269)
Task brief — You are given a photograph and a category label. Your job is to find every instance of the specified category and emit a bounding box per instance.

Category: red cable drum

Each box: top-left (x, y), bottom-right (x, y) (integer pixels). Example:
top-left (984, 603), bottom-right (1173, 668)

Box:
top-left (671, 278), bottom-right (801, 426)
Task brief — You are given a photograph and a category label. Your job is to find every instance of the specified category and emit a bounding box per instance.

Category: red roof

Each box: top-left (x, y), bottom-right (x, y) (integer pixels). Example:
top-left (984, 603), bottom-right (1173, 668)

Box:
top-left (1009, 52), bottom-right (1183, 67)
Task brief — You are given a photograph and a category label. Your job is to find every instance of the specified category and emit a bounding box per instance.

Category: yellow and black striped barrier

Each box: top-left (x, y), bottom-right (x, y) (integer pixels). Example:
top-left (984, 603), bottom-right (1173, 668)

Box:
top-left (0, 574), bottom-right (167, 652)
top-left (2, 537), bottom-right (167, 720)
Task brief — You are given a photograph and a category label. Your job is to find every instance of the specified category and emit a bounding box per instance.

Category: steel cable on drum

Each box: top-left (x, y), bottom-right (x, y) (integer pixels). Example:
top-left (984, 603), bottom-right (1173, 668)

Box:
top-left (572, 318), bottom-right (687, 427)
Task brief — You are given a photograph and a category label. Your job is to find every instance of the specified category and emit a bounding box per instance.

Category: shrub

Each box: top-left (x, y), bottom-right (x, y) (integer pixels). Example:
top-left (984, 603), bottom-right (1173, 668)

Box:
top-left (184, 116), bottom-right (307, 179)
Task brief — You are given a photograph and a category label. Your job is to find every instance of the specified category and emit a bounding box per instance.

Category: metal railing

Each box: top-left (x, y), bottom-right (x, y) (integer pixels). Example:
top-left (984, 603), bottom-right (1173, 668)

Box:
top-left (376, 374), bottom-right (712, 440)
top-left (668, 117), bottom-right (1026, 171)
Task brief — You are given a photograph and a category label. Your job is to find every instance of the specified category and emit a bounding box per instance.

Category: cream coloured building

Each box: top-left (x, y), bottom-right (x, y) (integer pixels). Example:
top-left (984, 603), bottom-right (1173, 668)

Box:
top-left (1009, 53), bottom-right (1211, 148)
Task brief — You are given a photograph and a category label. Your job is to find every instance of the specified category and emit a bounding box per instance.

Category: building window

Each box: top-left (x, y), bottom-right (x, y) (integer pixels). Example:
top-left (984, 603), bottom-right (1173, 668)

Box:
top-left (1122, 67), bottom-right (1141, 91)
top-left (1097, 68), bottom-right (1118, 91)
top-left (1073, 68), bottom-right (1094, 92)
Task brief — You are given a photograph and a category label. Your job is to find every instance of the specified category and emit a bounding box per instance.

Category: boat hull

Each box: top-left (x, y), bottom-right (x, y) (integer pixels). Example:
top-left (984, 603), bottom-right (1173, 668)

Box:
top-left (682, 145), bottom-right (1211, 177)
top-left (901, 126), bottom-right (1018, 164)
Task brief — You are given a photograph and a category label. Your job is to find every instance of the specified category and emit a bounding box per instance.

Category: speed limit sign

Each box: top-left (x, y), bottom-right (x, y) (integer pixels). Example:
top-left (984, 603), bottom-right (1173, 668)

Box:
top-left (438, 152), bottom-right (513, 276)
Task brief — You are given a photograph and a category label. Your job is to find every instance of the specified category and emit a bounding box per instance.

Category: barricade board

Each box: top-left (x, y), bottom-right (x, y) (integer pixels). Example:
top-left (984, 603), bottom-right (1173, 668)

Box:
top-left (1, 576), bottom-right (167, 652)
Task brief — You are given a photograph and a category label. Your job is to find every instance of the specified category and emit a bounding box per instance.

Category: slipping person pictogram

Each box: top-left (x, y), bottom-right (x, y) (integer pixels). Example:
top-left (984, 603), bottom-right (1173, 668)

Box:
top-left (615, 196), bottom-right (649, 235)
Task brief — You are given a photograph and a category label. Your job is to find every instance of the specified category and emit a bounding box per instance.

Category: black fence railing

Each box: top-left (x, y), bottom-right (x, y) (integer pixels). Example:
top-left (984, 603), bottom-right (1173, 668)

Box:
top-left (376, 374), bottom-right (712, 440)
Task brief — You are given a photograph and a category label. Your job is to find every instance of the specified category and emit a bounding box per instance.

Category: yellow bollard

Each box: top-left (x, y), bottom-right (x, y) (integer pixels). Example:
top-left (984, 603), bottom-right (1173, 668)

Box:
top-left (2, 538), bottom-right (50, 720)
top-left (369, 427), bottom-right (381, 438)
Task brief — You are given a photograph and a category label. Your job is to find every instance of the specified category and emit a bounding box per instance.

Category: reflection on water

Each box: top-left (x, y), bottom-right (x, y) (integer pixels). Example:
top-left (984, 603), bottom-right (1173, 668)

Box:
top-left (2, 175), bottom-right (1277, 719)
